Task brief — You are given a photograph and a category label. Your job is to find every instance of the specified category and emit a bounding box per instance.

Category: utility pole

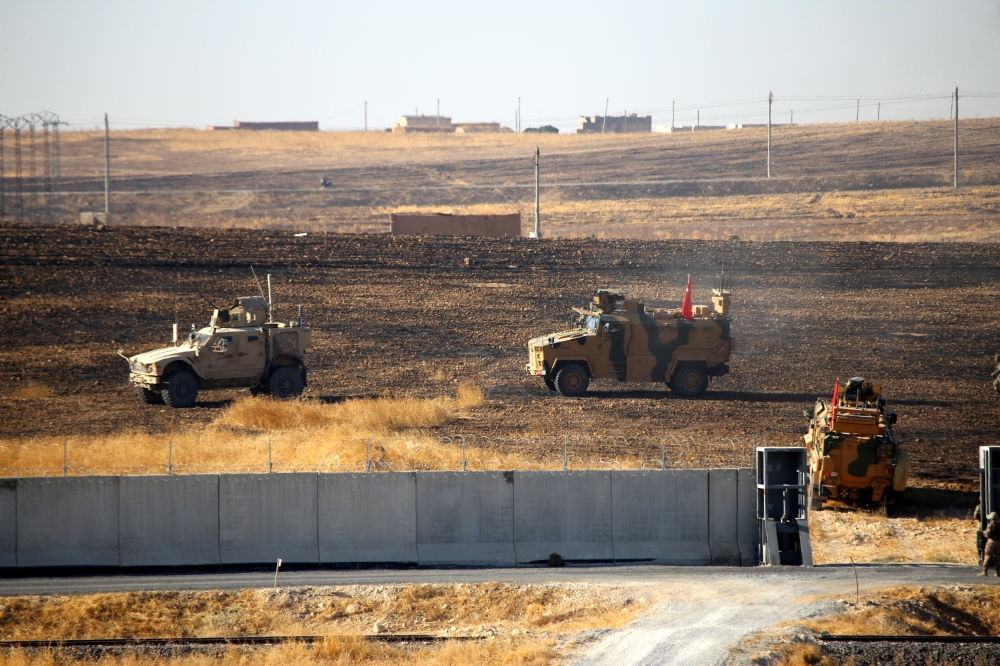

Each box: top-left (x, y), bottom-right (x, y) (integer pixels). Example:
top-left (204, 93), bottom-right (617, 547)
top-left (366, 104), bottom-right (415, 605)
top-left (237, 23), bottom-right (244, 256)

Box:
top-left (103, 113), bottom-right (110, 221)
top-left (602, 98), bottom-right (608, 133)
top-left (436, 99), bottom-right (440, 128)
top-left (856, 100), bottom-right (859, 123)
top-left (790, 110), bottom-right (793, 125)
top-left (518, 97), bottom-right (521, 133)
top-left (954, 87), bottom-right (959, 189)
top-left (877, 102), bottom-right (880, 122)
top-left (767, 92), bottom-right (772, 179)
top-left (697, 110), bottom-right (699, 128)
top-left (534, 147), bottom-right (540, 239)
top-left (364, 101), bottom-right (367, 131)
top-left (671, 100), bottom-right (675, 130)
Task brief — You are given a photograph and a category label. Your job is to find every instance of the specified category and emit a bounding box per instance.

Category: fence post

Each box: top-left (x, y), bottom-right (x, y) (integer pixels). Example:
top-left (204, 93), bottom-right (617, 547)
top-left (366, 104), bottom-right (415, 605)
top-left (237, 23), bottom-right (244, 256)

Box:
top-left (660, 436), bottom-right (665, 470)
top-left (63, 440), bottom-right (67, 476)
top-left (168, 440), bottom-right (173, 475)
top-left (563, 435), bottom-right (568, 471)
top-left (365, 439), bottom-right (371, 473)
top-left (461, 435), bottom-right (467, 471)
top-left (268, 439), bottom-right (273, 473)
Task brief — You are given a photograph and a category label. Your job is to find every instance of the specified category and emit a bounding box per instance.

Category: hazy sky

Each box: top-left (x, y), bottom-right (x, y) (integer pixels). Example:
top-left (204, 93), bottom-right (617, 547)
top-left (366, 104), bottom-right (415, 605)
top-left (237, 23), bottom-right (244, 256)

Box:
top-left (3, 1), bottom-right (1000, 132)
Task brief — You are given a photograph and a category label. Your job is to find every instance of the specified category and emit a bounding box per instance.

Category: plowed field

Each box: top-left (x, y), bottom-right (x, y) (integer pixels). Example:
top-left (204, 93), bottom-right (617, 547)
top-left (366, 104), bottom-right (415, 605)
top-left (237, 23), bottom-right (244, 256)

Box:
top-left (1, 222), bottom-right (997, 490)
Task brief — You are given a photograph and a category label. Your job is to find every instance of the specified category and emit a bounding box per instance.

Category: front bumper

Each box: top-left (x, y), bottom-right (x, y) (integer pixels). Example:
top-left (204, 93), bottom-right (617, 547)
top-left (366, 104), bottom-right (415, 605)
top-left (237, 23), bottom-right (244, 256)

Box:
top-left (129, 371), bottom-right (161, 387)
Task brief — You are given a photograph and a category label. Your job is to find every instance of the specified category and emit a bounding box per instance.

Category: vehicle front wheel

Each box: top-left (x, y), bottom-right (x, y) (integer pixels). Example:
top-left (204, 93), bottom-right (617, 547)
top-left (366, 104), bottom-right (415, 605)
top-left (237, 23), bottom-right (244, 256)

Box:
top-left (136, 385), bottom-right (164, 405)
top-left (671, 364), bottom-right (708, 397)
top-left (543, 375), bottom-right (556, 392)
top-left (555, 363), bottom-right (589, 397)
top-left (161, 371), bottom-right (199, 408)
top-left (268, 366), bottom-right (304, 400)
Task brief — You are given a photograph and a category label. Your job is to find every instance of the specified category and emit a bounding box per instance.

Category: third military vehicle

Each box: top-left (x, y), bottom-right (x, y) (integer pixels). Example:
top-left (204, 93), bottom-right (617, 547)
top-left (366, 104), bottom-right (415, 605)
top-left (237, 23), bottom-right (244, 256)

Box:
top-left (804, 377), bottom-right (910, 510)
top-left (525, 287), bottom-right (734, 397)
top-left (122, 296), bottom-right (311, 408)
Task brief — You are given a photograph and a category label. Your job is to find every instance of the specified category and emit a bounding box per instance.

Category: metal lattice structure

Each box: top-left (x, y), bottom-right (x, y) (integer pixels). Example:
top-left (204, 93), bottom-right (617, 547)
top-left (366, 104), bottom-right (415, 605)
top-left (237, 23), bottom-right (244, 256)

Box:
top-left (0, 112), bottom-right (62, 222)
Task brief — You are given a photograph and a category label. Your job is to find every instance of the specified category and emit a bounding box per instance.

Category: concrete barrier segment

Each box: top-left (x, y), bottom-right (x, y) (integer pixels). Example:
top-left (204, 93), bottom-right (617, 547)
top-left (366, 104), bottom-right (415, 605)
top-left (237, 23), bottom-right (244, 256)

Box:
top-left (416, 471), bottom-right (515, 566)
top-left (0, 480), bottom-right (15, 567)
top-left (737, 467), bottom-right (759, 566)
top-left (611, 470), bottom-right (711, 565)
top-left (16, 477), bottom-right (120, 567)
top-left (514, 471), bottom-right (613, 564)
top-left (219, 473), bottom-right (319, 564)
top-left (319, 473), bottom-right (417, 564)
top-left (119, 475), bottom-right (220, 567)
top-left (709, 468), bottom-right (741, 565)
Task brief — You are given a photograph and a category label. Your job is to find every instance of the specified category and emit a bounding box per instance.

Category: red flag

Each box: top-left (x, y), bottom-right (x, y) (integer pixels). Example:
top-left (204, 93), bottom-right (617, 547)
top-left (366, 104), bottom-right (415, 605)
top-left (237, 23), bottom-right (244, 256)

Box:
top-left (680, 275), bottom-right (693, 320)
top-left (829, 380), bottom-right (839, 426)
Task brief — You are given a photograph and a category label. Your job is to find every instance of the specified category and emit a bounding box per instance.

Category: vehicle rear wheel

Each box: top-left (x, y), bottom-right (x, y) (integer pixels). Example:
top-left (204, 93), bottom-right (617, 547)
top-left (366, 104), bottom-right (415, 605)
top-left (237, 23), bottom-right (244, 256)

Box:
top-left (543, 375), bottom-right (556, 392)
top-left (161, 371), bottom-right (198, 408)
top-left (671, 364), bottom-right (709, 397)
top-left (268, 366), bottom-right (304, 400)
top-left (555, 363), bottom-right (589, 397)
top-left (136, 385), bottom-right (164, 405)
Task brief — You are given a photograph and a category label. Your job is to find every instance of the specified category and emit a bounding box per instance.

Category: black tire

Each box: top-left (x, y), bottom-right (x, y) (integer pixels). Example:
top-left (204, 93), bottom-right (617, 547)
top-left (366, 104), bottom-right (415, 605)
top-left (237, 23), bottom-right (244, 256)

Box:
top-left (671, 364), bottom-right (709, 397)
top-left (555, 363), bottom-right (589, 397)
top-left (543, 375), bottom-right (556, 392)
top-left (161, 370), bottom-right (199, 408)
top-left (136, 385), bottom-right (164, 405)
top-left (268, 366), bottom-right (305, 400)
top-left (248, 383), bottom-right (269, 397)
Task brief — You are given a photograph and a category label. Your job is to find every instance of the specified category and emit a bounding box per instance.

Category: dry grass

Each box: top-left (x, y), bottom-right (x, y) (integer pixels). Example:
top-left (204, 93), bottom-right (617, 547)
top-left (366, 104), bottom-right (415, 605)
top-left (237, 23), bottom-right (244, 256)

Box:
top-left (8, 384), bottom-right (53, 401)
top-left (0, 385), bottom-right (525, 475)
top-left (0, 582), bottom-right (646, 664)
top-left (808, 507), bottom-right (979, 565)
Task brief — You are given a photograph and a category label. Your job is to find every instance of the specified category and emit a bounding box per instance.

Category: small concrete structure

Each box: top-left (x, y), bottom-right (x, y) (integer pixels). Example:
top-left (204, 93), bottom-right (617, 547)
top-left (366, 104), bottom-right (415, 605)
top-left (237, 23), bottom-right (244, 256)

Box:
top-left (319, 473), bottom-right (417, 563)
top-left (454, 123), bottom-right (512, 134)
top-left (390, 213), bottom-right (521, 237)
top-left (219, 473), bottom-right (319, 564)
top-left (578, 114), bottom-right (651, 134)
top-left (119, 475), bottom-right (220, 567)
top-left (737, 467), bottom-right (759, 566)
top-left (514, 471), bottom-right (613, 563)
top-left (416, 471), bottom-right (516, 566)
top-left (392, 115), bottom-right (453, 133)
top-left (16, 477), bottom-right (120, 567)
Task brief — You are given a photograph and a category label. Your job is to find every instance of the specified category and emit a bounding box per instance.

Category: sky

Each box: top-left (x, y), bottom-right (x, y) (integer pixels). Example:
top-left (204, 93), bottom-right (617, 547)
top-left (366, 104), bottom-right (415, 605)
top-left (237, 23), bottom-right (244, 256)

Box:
top-left (2, 0), bottom-right (1000, 133)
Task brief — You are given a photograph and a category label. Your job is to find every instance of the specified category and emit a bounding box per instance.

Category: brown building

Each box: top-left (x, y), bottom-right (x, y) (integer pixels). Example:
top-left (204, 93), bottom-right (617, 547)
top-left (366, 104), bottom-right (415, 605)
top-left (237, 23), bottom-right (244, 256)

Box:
top-left (577, 114), bottom-right (652, 134)
top-left (389, 213), bottom-right (521, 237)
top-left (391, 115), bottom-right (453, 133)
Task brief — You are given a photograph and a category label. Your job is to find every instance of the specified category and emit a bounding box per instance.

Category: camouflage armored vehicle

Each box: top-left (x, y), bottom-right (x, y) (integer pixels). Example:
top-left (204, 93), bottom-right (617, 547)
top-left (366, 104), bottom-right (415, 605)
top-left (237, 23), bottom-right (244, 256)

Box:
top-left (803, 377), bottom-right (910, 510)
top-left (525, 287), bottom-right (734, 397)
top-left (122, 296), bottom-right (311, 408)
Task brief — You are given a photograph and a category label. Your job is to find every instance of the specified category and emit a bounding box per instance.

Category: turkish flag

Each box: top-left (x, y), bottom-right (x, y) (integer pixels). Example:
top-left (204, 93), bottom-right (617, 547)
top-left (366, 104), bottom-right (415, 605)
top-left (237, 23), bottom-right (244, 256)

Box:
top-left (681, 275), bottom-right (693, 320)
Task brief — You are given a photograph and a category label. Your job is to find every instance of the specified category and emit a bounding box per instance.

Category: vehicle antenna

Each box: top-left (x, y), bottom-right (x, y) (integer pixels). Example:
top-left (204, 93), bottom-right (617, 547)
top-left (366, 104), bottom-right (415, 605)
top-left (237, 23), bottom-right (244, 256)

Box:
top-left (250, 266), bottom-right (267, 302)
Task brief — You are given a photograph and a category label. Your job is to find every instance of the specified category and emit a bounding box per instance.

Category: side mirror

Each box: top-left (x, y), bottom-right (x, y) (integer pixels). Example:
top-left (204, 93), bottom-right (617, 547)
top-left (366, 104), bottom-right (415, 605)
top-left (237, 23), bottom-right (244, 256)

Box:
top-left (803, 409), bottom-right (813, 420)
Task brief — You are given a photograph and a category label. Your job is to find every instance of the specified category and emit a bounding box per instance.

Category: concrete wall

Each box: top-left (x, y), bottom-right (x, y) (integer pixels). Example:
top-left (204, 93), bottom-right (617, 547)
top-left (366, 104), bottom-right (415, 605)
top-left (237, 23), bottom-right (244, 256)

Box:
top-left (220, 474), bottom-right (319, 564)
top-left (389, 214), bottom-right (521, 238)
top-left (120, 475), bottom-right (220, 567)
top-left (514, 471), bottom-right (613, 564)
top-left (417, 471), bottom-right (515, 566)
top-left (319, 473), bottom-right (417, 564)
top-left (1, 468), bottom-right (756, 569)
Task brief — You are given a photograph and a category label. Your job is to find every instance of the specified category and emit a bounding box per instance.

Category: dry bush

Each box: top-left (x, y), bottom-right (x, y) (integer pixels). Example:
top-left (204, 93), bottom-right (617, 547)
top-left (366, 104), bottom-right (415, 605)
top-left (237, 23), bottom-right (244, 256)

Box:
top-left (8, 384), bottom-right (53, 400)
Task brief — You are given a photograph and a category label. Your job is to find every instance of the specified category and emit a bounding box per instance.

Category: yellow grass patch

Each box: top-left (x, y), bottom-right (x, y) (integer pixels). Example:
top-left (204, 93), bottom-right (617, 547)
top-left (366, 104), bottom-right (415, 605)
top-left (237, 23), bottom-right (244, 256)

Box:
top-left (8, 384), bottom-right (53, 401)
top-left (0, 583), bottom-right (646, 665)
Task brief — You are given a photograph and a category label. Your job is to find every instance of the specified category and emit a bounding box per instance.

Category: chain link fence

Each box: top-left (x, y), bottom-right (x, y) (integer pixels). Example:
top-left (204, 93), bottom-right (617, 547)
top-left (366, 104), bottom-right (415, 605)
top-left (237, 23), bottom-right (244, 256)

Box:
top-left (0, 433), bottom-right (768, 477)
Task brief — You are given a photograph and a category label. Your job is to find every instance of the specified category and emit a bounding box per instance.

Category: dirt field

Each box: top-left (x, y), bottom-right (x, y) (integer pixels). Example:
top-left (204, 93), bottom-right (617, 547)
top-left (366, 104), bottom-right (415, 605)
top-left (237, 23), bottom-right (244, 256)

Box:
top-left (1, 221), bottom-right (998, 491)
top-left (5, 119), bottom-right (1000, 240)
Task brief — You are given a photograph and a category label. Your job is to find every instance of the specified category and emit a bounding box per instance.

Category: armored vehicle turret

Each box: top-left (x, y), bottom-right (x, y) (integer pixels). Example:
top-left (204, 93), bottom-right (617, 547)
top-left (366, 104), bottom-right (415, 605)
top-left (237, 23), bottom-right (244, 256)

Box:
top-left (804, 377), bottom-right (910, 510)
top-left (122, 296), bottom-right (311, 408)
top-left (525, 287), bottom-right (734, 397)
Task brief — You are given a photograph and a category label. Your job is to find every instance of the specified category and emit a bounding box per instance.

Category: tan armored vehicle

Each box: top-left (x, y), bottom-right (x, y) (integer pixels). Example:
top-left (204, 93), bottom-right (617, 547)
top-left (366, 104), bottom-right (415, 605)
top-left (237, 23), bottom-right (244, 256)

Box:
top-left (804, 377), bottom-right (909, 510)
top-left (122, 296), bottom-right (311, 408)
top-left (525, 287), bottom-right (734, 397)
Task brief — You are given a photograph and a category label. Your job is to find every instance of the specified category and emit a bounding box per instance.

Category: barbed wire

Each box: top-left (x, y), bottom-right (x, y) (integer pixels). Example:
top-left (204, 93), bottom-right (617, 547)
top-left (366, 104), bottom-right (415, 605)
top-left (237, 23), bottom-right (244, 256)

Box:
top-left (0, 433), bottom-right (763, 478)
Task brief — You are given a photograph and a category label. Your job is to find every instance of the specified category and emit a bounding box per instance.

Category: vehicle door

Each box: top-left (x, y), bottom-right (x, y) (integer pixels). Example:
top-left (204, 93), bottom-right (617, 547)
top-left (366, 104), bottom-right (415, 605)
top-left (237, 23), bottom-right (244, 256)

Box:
top-left (239, 330), bottom-right (267, 374)
top-left (592, 318), bottom-right (630, 379)
top-left (207, 332), bottom-right (240, 378)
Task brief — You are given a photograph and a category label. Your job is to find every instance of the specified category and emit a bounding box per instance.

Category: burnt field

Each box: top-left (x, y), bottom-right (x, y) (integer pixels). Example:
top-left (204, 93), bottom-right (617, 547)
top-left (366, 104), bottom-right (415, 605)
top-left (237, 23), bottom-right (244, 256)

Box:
top-left (1, 221), bottom-right (998, 490)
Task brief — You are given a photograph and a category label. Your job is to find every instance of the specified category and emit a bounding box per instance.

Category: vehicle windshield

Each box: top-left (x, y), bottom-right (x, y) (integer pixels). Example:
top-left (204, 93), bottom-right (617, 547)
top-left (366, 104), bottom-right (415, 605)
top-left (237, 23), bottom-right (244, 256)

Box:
top-left (188, 331), bottom-right (213, 347)
top-left (584, 315), bottom-right (600, 332)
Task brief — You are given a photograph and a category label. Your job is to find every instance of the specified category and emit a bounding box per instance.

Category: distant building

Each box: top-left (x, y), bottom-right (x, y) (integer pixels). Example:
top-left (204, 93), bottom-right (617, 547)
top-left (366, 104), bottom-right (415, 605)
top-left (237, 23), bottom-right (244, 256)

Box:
top-left (209, 121), bottom-right (319, 131)
top-left (577, 114), bottom-right (652, 134)
top-left (655, 125), bottom-right (726, 133)
top-left (392, 115), bottom-right (453, 133)
top-left (454, 122), bottom-right (512, 134)
top-left (390, 213), bottom-right (521, 237)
